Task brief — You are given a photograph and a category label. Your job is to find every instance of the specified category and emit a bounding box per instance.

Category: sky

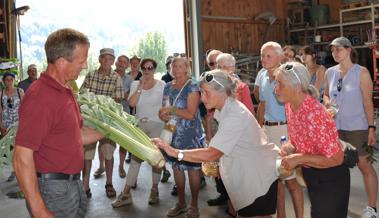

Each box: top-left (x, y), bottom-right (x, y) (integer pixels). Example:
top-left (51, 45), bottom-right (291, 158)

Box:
top-left (16, 0), bottom-right (186, 55)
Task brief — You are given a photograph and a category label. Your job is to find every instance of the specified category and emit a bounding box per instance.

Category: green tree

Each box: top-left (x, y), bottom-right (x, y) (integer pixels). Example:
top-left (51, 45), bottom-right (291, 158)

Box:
top-left (131, 31), bottom-right (168, 73)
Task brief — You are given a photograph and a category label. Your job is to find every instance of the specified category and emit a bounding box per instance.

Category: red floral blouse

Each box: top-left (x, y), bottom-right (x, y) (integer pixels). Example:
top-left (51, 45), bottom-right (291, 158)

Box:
top-left (285, 95), bottom-right (341, 158)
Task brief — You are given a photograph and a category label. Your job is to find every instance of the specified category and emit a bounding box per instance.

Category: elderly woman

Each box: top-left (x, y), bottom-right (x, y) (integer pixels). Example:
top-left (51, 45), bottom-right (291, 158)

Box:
top-left (274, 62), bottom-right (349, 218)
top-left (112, 58), bottom-right (165, 208)
top-left (158, 57), bottom-right (204, 218)
top-left (0, 72), bottom-right (24, 182)
top-left (323, 37), bottom-right (378, 218)
top-left (156, 69), bottom-right (279, 218)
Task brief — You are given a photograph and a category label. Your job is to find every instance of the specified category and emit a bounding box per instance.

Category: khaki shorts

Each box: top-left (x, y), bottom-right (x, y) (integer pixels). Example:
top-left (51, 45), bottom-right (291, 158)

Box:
top-left (84, 138), bottom-right (116, 160)
top-left (338, 130), bottom-right (368, 156)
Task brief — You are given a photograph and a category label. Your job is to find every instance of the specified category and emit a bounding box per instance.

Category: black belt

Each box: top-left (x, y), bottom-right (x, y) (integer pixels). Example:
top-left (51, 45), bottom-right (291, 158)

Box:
top-left (264, 121), bottom-right (287, 126)
top-left (37, 172), bottom-right (81, 181)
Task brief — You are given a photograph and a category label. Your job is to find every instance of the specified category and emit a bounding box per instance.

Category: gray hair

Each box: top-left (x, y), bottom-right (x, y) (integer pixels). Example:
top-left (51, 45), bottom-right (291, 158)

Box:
top-left (216, 53), bottom-right (236, 67)
top-left (206, 49), bottom-right (222, 63)
top-left (261, 41), bottom-right (283, 56)
top-left (45, 28), bottom-right (90, 64)
top-left (199, 69), bottom-right (237, 97)
top-left (274, 62), bottom-right (319, 98)
top-left (170, 57), bottom-right (192, 78)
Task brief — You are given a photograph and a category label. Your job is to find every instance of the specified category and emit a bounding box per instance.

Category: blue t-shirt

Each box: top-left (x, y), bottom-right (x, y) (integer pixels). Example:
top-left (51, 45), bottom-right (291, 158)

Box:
top-left (259, 71), bottom-right (286, 122)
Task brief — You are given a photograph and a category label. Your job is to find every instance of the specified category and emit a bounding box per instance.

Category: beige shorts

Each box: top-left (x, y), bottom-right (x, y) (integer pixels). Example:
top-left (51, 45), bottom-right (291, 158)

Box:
top-left (84, 138), bottom-right (116, 160)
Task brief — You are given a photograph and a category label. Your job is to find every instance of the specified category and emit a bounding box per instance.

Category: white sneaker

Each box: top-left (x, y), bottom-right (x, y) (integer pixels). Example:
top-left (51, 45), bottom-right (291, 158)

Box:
top-left (362, 206), bottom-right (378, 218)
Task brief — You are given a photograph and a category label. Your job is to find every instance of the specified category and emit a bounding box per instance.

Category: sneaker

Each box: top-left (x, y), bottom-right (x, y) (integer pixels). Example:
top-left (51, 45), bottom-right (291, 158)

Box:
top-left (171, 185), bottom-right (177, 196)
top-left (167, 203), bottom-right (187, 217)
top-left (112, 192), bottom-right (133, 208)
top-left (131, 182), bottom-right (138, 189)
top-left (161, 170), bottom-right (171, 183)
top-left (185, 207), bottom-right (199, 218)
top-left (148, 187), bottom-right (159, 205)
top-left (199, 177), bottom-right (206, 189)
top-left (207, 194), bottom-right (227, 206)
top-left (362, 206), bottom-right (378, 218)
top-left (7, 172), bottom-right (16, 182)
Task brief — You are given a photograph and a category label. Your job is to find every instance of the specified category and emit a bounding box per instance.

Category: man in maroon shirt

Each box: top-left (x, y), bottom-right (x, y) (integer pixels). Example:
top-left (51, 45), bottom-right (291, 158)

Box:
top-left (12, 28), bottom-right (103, 218)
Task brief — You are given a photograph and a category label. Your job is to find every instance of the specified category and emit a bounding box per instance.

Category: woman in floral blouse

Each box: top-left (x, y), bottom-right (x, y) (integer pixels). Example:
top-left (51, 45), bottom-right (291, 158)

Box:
top-left (274, 62), bottom-right (349, 218)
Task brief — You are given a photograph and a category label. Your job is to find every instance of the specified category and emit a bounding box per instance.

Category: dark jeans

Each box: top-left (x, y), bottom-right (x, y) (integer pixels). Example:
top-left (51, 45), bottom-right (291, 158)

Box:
top-left (27, 178), bottom-right (87, 218)
top-left (302, 164), bottom-right (350, 218)
top-left (215, 177), bottom-right (229, 199)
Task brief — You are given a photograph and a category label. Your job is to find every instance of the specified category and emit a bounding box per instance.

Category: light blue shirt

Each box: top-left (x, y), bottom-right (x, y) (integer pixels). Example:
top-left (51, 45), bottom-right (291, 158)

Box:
top-left (119, 73), bottom-right (132, 112)
top-left (258, 70), bottom-right (286, 122)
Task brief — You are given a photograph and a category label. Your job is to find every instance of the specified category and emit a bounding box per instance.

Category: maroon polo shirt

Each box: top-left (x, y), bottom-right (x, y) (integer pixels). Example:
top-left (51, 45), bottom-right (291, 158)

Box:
top-left (15, 73), bottom-right (84, 174)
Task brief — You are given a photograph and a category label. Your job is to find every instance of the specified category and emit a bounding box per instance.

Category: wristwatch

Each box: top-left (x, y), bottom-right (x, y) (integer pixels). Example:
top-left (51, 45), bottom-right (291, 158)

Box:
top-left (177, 150), bottom-right (184, 161)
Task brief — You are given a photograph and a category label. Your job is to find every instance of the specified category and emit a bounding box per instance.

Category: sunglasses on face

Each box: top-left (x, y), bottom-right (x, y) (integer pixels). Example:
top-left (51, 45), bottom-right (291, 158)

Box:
top-left (337, 78), bottom-right (342, 92)
top-left (7, 98), bottom-right (13, 109)
top-left (141, 66), bottom-right (154, 71)
top-left (208, 62), bottom-right (216, 67)
top-left (204, 74), bottom-right (225, 88)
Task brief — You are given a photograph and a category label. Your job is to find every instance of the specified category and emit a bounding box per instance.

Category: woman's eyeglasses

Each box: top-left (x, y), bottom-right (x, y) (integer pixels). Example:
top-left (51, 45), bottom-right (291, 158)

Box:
top-left (337, 78), bottom-right (343, 92)
top-left (204, 74), bottom-right (224, 88)
top-left (7, 98), bottom-right (13, 109)
top-left (141, 66), bottom-right (154, 71)
top-left (284, 64), bottom-right (301, 83)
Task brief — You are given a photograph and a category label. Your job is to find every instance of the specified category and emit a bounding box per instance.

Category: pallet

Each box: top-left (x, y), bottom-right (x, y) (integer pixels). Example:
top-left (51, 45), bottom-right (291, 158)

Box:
top-left (341, 2), bottom-right (367, 9)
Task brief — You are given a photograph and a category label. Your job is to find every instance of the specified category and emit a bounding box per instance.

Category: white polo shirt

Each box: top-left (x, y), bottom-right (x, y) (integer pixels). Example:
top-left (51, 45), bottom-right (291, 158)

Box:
top-left (210, 97), bottom-right (279, 210)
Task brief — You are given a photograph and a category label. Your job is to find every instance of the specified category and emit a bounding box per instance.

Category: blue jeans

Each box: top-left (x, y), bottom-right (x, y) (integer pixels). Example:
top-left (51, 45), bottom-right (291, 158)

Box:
top-left (27, 178), bottom-right (87, 218)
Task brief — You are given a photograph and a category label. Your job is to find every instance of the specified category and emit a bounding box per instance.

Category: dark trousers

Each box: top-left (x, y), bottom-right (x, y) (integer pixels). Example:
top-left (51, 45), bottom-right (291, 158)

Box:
top-left (215, 177), bottom-right (229, 199)
top-left (302, 165), bottom-right (350, 218)
top-left (27, 178), bottom-right (87, 218)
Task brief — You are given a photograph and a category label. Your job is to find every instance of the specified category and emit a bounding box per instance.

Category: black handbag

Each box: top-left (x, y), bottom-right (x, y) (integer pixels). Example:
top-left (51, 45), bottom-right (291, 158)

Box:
top-left (340, 139), bottom-right (359, 168)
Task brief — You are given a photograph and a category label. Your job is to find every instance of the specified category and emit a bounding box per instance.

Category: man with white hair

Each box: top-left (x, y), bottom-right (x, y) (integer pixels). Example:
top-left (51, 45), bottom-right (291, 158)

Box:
top-left (18, 64), bottom-right (38, 92)
top-left (256, 41), bottom-right (304, 218)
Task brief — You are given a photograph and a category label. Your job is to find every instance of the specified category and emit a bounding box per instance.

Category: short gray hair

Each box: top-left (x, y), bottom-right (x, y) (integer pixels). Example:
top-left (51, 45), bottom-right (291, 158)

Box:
top-left (206, 49), bottom-right (222, 63)
top-left (261, 41), bottom-right (283, 56)
top-left (199, 69), bottom-right (237, 97)
top-left (216, 53), bottom-right (236, 67)
top-left (274, 62), bottom-right (319, 98)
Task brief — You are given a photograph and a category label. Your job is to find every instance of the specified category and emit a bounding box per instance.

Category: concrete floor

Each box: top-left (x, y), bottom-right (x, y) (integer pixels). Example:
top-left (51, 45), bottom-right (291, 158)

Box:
top-left (0, 145), bottom-right (378, 218)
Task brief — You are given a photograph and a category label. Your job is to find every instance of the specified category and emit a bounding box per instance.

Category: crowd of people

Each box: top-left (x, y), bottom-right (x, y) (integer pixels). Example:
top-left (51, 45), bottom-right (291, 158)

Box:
top-left (0, 27), bottom-right (377, 218)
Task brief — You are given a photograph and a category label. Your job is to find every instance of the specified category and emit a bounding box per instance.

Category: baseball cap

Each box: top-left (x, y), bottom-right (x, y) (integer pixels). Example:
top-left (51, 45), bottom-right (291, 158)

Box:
top-left (99, 48), bottom-right (115, 57)
top-left (329, 37), bottom-right (352, 48)
top-left (27, 64), bottom-right (37, 71)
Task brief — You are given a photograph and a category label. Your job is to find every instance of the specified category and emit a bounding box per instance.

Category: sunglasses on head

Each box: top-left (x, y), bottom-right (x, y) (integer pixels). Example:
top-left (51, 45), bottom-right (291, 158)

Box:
top-left (283, 64), bottom-right (301, 83)
top-left (204, 74), bottom-right (225, 88)
top-left (7, 98), bottom-right (13, 109)
top-left (141, 66), bottom-right (154, 71)
top-left (337, 78), bottom-right (342, 92)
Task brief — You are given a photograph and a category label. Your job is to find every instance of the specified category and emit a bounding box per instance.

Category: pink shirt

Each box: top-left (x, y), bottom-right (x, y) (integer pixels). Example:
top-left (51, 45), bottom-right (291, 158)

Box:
top-left (285, 95), bottom-right (341, 158)
top-left (235, 81), bottom-right (254, 113)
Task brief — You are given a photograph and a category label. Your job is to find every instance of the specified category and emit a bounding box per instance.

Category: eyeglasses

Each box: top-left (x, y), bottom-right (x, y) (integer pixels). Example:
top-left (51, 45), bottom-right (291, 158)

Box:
top-left (141, 66), bottom-right (154, 71)
top-left (204, 74), bottom-right (225, 88)
top-left (7, 98), bottom-right (13, 109)
top-left (208, 62), bottom-right (216, 67)
top-left (284, 64), bottom-right (301, 83)
top-left (337, 78), bottom-right (343, 92)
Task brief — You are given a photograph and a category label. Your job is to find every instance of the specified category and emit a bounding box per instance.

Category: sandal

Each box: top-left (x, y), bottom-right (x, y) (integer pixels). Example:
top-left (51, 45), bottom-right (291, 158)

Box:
top-left (93, 168), bottom-right (105, 178)
top-left (105, 184), bottom-right (116, 198)
top-left (85, 189), bottom-right (92, 198)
